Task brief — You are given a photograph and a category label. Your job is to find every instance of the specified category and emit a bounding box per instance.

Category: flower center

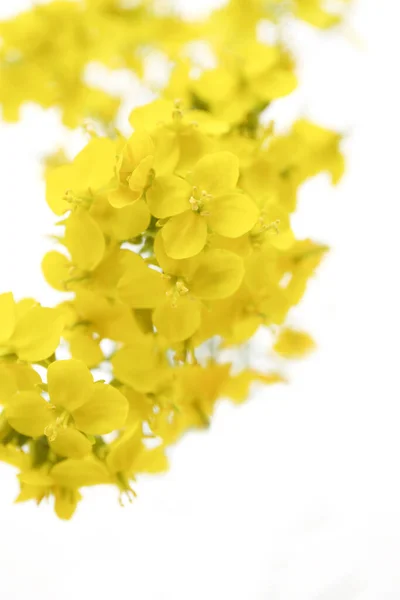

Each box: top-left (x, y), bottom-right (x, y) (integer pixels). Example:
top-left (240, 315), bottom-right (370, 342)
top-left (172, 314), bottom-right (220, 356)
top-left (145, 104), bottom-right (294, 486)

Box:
top-left (189, 186), bottom-right (212, 214)
top-left (166, 278), bottom-right (189, 307)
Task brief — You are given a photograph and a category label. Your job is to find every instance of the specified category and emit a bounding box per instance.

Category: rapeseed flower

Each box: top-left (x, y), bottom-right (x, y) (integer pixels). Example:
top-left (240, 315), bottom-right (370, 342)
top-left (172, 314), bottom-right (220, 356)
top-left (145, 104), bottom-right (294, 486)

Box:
top-left (0, 0), bottom-right (349, 518)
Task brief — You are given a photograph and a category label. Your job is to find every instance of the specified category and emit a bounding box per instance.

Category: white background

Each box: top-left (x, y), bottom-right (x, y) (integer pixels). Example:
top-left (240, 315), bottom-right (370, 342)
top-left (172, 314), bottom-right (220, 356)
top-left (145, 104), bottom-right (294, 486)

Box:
top-left (1, 1), bottom-right (400, 598)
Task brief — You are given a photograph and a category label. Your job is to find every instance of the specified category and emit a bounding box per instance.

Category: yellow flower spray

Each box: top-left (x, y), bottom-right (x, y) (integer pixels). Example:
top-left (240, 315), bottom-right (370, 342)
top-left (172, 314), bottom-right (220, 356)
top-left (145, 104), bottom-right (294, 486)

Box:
top-left (0, 0), bottom-right (348, 518)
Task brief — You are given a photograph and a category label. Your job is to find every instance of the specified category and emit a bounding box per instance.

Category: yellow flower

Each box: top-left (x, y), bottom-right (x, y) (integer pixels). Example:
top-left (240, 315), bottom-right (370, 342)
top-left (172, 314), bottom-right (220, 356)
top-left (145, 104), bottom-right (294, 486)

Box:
top-left (46, 137), bottom-right (116, 215)
top-left (129, 100), bottom-right (222, 172)
top-left (106, 425), bottom-right (168, 501)
top-left (158, 152), bottom-right (258, 259)
top-left (192, 43), bottom-right (297, 124)
top-left (5, 360), bottom-right (128, 451)
top-left (15, 469), bottom-right (83, 520)
top-left (108, 131), bottom-right (156, 209)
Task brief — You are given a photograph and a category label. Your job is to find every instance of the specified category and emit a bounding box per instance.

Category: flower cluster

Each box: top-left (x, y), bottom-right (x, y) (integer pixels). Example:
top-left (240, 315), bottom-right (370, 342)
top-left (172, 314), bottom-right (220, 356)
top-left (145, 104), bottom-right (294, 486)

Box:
top-left (0, 0), bottom-right (350, 126)
top-left (0, 0), bottom-right (347, 519)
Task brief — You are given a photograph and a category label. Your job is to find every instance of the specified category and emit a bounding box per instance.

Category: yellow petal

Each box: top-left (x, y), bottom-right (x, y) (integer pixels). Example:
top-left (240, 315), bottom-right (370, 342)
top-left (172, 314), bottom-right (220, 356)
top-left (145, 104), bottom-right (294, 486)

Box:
top-left (106, 425), bottom-right (142, 474)
top-left (117, 260), bottom-right (166, 309)
top-left (19, 470), bottom-right (54, 487)
top-left (273, 328), bottom-right (316, 358)
top-left (0, 363), bottom-right (41, 406)
top-left (190, 250), bottom-right (245, 300)
top-left (123, 387), bottom-right (152, 426)
top-left (188, 110), bottom-right (230, 135)
top-left (207, 193), bottom-right (259, 237)
top-left (146, 175), bottom-right (191, 219)
top-left (129, 98), bottom-right (174, 130)
top-left (15, 298), bottom-right (38, 320)
top-left (153, 297), bottom-right (201, 342)
top-left (46, 163), bottom-right (75, 215)
top-left (295, 1), bottom-right (342, 28)
top-left (162, 211), bottom-right (207, 259)
top-left (41, 251), bottom-right (71, 291)
top-left (192, 152), bottom-right (239, 195)
top-left (73, 137), bottom-right (116, 191)
top-left (243, 44), bottom-right (280, 77)
top-left (65, 209), bottom-right (105, 271)
top-left (178, 129), bottom-right (212, 171)
top-left (153, 232), bottom-right (198, 278)
top-left (120, 131), bottom-right (155, 175)
top-left (152, 127), bottom-right (180, 174)
top-left (128, 155), bottom-right (154, 193)
top-left (54, 488), bottom-right (81, 520)
top-left (0, 445), bottom-right (30, 470)
top-left (112, 335), bottom-right (157, 371)
top-left (108, 185), bottom-right (141, 208)
top-left (0, 364), bottom-right (18, 405)
top-left (193, 68), bottom-right (237, 107)
top-left (50, 428), bottom-right (92, 459)
top-left (48, 359), bottom-right (93, 412)
top-left (111, 340), bottom-right (169, 393)
top-left (254, 68), bottom-right (297, 101)
top-left (111, 199), bottom-right (151, 241)
top-left (12, 363), bottom-right (42, 390)
top-left (15, 485), bottom-right (46, 504)
top-left (133, 446), bottom-right (169, 474)
top-left (222, 369), bottom-right (285, 404)
top-left (46, 139), bottom-right (115, 216)
top-left (10, 307), bottom-right (65, 362)
top-left (0, 292), bottom-right (16, 344)
top-left (72, 382), bottom-right (128, 435)
top-left (51, 457), bottom-right (111, 488)
top-left (6, 391), bottom-right (54, 438)
top-left (69, 332), bottom-right (104, 368)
